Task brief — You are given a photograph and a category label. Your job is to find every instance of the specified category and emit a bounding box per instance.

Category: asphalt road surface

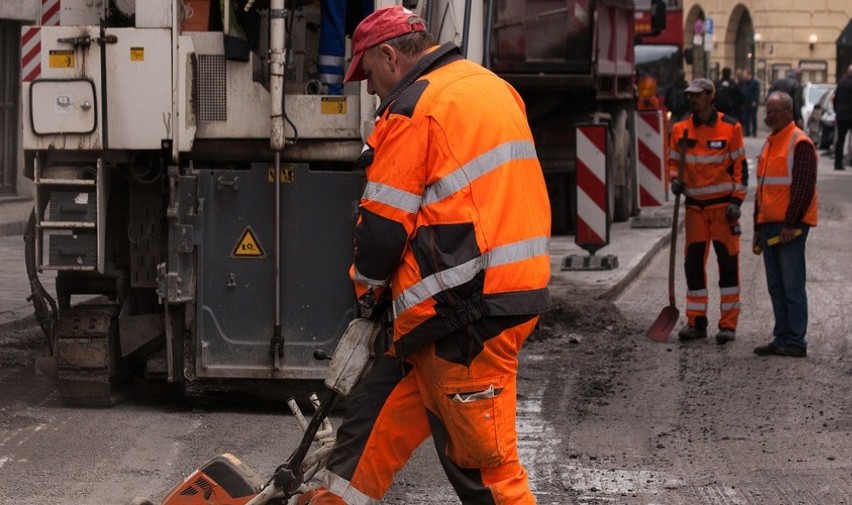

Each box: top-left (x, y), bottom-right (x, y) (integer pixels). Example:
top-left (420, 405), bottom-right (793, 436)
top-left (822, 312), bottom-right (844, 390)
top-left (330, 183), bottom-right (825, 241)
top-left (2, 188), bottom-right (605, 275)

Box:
top-left (1, 141), bottom-right (850, 504)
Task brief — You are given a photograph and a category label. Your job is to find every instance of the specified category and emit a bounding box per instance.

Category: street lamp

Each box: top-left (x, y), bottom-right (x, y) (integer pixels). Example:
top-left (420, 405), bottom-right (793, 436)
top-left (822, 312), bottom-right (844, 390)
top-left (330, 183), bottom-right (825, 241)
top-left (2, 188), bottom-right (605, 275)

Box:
top-left (808, 33), bottom-right (818, 51)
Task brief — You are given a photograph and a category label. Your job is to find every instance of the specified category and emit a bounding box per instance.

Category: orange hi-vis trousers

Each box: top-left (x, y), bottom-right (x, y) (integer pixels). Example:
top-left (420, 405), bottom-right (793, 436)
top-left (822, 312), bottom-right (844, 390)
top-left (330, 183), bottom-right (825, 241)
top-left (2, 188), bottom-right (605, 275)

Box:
top-left (307, 317), bottom-right (539, 505)
top-left (683, 205), bottom-right (741, 330)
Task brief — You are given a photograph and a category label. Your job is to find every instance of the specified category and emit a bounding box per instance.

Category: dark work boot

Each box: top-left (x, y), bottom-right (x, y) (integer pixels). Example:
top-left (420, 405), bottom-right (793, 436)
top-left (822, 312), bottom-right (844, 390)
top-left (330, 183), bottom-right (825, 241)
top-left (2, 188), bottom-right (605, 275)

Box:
top-left (775, 345), bottom-right (807, 357)
top-left (753, 342), bottom-right (778, 356)
top-left (678, 325), bottom-right (707, 340)
top-left (715, 328), bottom-right (736, 345)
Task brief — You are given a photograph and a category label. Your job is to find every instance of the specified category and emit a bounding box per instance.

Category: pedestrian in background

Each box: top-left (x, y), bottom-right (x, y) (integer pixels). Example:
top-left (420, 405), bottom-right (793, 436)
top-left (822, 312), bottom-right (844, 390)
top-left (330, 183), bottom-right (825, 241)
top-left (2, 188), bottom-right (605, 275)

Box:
top-left (299, 6), bottom-right (552, 504)
top-left (832, 64), bottom-right (852, 170)
top-left (769, 68), bottom-right (804, 128)
top-left (715, 67), bottom-right (744, 121)
top-left (739, 69), bottom-right (760, 137)
top-left (668, 78), bottom-right (747, 345)
top-left (753, 91), bottom-right (818, 358)
top-left (665, 69), bottom-right (690, 122)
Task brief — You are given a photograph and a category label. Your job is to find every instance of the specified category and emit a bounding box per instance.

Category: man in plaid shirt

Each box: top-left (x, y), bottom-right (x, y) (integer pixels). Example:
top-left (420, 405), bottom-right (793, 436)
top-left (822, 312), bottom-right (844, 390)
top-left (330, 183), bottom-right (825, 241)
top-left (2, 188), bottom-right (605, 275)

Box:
top-left (752, 91), bottom-right (818, 358)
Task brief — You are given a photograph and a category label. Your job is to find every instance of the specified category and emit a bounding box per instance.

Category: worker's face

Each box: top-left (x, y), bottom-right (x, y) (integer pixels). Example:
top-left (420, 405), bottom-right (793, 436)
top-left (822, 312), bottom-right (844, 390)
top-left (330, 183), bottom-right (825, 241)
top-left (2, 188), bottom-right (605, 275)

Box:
top-left (360, 45), bottom-right (399, 100)
top-left (764, 97), bottom-right (792, 132)
top-left (686, 90), bottom-right (712, 113)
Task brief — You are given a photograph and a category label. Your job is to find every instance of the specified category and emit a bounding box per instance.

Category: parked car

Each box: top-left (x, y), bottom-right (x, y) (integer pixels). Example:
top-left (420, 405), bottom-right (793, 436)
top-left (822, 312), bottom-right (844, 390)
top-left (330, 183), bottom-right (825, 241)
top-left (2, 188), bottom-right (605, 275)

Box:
top-left (801, 82), bottom-right (835, 132)
top-left (807, 88), bottom-right (836, 150)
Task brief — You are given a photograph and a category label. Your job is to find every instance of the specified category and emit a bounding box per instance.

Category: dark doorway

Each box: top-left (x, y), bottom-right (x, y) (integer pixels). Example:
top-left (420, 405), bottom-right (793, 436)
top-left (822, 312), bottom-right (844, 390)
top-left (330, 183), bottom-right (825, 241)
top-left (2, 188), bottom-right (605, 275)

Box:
top-left (1, 19), bottom-right (21, 196)
top-left (732, 7), bottom-right (754, 76)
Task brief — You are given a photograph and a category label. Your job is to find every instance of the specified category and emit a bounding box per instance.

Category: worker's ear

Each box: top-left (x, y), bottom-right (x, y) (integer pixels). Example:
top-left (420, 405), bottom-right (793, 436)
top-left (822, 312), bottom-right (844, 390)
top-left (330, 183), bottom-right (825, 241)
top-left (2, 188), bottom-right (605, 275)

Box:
top-left (377, 44), bottom-right (397, 72)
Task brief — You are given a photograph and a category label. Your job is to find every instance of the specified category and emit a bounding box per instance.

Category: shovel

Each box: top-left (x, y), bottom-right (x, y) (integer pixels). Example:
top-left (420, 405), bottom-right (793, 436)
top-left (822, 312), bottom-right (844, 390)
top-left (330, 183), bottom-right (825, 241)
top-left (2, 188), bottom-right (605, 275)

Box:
top-left (647, 129), bottom-right (692, 342)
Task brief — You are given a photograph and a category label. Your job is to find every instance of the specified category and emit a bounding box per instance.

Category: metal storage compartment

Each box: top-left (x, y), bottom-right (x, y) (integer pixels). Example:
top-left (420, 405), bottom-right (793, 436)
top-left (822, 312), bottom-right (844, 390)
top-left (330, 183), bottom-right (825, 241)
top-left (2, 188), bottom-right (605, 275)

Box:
top-left (490, 0), bottom-right (594, 73)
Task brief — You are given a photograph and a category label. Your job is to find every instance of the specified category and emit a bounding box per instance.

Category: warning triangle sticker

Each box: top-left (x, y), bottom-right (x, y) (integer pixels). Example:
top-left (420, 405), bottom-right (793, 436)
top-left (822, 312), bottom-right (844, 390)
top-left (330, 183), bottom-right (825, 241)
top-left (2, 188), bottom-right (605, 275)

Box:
top-left (231, 226), bottom-right (266, 258)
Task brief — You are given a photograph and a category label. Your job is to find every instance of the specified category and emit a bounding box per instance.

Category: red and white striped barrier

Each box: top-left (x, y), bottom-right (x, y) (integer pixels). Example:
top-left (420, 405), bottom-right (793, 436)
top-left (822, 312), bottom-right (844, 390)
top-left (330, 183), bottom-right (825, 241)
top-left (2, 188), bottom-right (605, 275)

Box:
top-left (635, 110), bottom-right (666, 209)
top-left (41, 0), bottom-right (61, 26)
top-left (21, 26), bottom-right (41, 82)
top-left (563, 124), bottom-right (618, 270)
top-left (575, 124), bottom-right (609, 253)
top-left (630, 110), bottom-right (672, 229)
top-left (22, 0), bottom-right (60, 83)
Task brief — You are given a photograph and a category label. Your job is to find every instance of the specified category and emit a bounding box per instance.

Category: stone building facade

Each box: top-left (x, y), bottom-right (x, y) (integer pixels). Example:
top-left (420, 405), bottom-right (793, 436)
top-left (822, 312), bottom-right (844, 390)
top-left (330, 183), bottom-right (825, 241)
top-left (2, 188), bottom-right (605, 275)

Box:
top-left (0, 1), bottom-right (38, 235)
top-left (682, 0), bottom-right (852, 91)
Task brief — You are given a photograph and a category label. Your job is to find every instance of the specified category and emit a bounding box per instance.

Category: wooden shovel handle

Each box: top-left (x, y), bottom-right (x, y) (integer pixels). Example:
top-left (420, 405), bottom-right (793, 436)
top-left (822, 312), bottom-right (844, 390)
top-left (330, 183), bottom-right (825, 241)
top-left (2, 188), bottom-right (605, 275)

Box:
top-left (669, 129), bottom-right (690, 307)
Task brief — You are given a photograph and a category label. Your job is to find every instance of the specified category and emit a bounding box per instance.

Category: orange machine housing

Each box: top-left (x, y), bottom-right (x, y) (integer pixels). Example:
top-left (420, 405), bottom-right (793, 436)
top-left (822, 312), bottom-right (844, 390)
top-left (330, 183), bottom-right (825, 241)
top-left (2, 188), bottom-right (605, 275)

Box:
top-left (160, 454), bottom-right (263, 505)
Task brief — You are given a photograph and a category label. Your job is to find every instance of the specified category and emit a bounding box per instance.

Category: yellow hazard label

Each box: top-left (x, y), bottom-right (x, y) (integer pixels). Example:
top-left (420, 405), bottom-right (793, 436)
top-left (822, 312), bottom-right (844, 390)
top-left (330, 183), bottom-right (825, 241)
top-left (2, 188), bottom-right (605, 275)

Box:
top-left (267, 166), bottom-right (294, 183)
top-left (231, 226), bottom-right (266, 258)
top-left (321, 96), bottom-right (347, 115)
top-left (49, 50), bottom-right (75, 68)
top-left (130, 47), bottom-right (144, 61)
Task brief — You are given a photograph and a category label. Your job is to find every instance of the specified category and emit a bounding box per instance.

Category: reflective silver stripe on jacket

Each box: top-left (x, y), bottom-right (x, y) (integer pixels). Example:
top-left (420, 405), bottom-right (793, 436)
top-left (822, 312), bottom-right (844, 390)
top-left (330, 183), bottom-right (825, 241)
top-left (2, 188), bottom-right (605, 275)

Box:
top-left (352, 268), bottom-right (389, 289)
top-left (684, 182), bottom-right (737, 196)
top-left (422, 140), bottom-right (538, 206)
top-left (324, 472), bottom-right (380, 505)
top-left (363, 140), bottom-right (537, 214)
top-left (393, 236), bottom-right (549, 316)
top-left (761, 175), bottom-right (792, 185)
top-left (669, 148), bottom-right (744, 165)
top-left (362, 181), bottom-right (422, 214)
top-left (669, 152), bottom-right (731, 164)
top-left (761, 130), bottom-right (807, 186)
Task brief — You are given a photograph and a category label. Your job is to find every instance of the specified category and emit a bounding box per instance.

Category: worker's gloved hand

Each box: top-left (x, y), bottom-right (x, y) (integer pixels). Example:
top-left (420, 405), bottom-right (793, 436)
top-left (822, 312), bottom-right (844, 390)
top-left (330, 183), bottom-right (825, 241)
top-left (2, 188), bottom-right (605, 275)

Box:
top-left (726, 202), bottom-right (741, 221)
top-left (670, 178), bottom-right (684, 196)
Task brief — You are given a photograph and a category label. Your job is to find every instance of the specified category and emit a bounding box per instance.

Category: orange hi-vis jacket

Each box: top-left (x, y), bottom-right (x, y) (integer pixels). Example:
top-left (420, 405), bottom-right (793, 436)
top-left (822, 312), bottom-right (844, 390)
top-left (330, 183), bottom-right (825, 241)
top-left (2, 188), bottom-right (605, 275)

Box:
top-left (351, 43), bottom-right (552, 361)
top-left (668, 111), bottom-right (747, 208)
top-left (756, 121), bottom-right (818, 226)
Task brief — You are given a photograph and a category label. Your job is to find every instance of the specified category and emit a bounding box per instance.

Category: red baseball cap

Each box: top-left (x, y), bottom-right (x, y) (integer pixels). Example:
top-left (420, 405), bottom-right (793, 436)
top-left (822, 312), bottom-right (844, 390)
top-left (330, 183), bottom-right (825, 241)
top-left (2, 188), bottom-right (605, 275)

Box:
top-left (344, 6), bottom-right (427, 83)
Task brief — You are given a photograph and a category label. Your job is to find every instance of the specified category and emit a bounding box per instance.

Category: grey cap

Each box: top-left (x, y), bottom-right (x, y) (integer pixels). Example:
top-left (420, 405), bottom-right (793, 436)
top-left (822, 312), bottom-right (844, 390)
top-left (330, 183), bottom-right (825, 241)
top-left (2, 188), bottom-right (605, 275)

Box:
top-left (685, 78), bottom-right (715, 95)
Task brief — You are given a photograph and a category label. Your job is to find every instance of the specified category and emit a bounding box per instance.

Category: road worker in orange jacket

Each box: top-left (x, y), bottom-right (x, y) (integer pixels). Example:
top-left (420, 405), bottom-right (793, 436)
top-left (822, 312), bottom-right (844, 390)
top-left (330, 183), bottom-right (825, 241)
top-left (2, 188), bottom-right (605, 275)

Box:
top-left (667, 78), bottom-right (747, 344)
top-left (300, 6), bottom-right (551, 505)
top-left (752, 91), bottom-right (818, 358)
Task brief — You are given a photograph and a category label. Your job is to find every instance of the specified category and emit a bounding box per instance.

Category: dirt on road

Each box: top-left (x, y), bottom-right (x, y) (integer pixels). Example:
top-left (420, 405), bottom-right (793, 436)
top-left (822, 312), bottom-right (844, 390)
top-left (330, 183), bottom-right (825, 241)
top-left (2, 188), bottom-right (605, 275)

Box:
top-left (2, 167), bottom-right (851, 504)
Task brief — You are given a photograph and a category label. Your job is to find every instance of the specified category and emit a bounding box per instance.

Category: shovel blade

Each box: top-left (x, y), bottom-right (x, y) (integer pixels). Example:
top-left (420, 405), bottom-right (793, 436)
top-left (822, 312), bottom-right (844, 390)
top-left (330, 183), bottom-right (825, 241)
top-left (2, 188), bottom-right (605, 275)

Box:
top-left (646, 305), bottom-right (679, 342)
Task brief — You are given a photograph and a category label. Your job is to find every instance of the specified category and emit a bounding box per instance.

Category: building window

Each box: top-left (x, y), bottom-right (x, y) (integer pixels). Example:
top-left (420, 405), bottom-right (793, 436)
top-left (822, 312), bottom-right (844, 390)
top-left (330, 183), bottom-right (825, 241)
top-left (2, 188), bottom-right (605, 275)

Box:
top-left (798, 59), bottom-right (828, 84)
top-left (771, 63), bottom-right (792, 83)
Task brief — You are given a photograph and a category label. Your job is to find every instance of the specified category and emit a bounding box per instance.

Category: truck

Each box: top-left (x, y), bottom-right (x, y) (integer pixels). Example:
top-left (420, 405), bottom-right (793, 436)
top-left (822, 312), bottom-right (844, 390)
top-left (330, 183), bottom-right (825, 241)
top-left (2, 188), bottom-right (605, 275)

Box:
top-left (21, 0), bottom-right (640, 406)
top-left (634, 0), bottom-right (685, 119)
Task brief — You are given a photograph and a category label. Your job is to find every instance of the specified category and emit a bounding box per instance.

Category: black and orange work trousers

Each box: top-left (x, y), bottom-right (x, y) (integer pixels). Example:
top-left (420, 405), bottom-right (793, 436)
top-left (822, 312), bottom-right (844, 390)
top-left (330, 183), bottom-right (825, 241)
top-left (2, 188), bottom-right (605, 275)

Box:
top-left (683, 205), bottom-right (741, 331)
top-left (308, 317), bottom-right (539, 505)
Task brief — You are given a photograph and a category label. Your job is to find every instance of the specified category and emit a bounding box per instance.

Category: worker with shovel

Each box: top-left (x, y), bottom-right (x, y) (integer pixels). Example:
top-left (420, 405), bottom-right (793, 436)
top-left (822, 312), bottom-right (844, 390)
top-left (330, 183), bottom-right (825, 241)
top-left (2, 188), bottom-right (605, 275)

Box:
top-left (299, 6), bottom-right (552, 504)
top-left (667, 78), bottom-right (747, 344)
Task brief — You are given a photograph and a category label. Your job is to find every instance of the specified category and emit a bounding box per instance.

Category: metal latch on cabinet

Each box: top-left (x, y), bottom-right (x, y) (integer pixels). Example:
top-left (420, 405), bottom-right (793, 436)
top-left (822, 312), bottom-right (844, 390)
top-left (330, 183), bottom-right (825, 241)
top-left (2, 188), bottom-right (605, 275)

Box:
top-left (57, 35), bottom-right (91, 48)
top-left (56, 34), bottom-right (118, 49)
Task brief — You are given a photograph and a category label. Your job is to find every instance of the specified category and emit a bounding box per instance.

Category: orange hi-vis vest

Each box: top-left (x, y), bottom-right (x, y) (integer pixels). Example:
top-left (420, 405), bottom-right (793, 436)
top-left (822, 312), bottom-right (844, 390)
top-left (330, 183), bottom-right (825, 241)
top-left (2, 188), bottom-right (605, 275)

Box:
top-left (668, 111), bottom-right (747, 207)
top-left (351, 44), bottom-right (552, 360)
top-left (756, 121), bottom-right (818, 226)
